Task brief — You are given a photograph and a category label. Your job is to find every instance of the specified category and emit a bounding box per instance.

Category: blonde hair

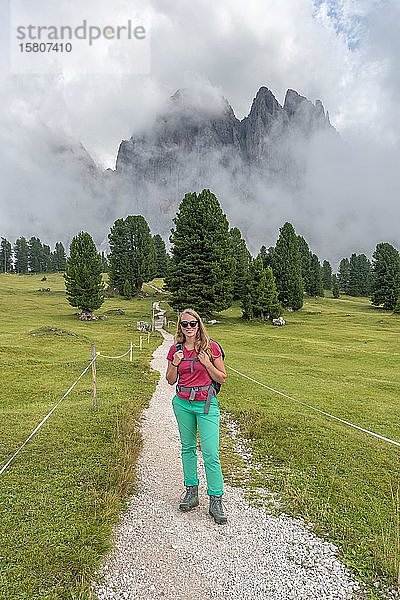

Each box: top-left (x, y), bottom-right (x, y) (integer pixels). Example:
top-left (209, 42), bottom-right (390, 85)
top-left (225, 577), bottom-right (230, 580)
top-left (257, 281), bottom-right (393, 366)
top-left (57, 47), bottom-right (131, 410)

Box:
top-left (175, 308), bottom-right (217, 357)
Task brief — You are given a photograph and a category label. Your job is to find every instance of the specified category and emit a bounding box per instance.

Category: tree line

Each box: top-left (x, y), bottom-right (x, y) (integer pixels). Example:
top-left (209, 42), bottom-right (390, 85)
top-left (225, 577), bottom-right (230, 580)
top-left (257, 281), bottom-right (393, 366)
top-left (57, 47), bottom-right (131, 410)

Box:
top-left (3, 189), bottom-right (400, 316)
top-left (0, 237), bottom-right (67, 274)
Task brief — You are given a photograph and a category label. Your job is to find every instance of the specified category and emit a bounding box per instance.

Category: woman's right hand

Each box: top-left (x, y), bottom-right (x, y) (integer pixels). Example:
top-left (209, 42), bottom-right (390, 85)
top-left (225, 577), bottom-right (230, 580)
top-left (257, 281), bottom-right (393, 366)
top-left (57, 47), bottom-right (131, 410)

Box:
top-left (172, 350), bottom-right (184, 366)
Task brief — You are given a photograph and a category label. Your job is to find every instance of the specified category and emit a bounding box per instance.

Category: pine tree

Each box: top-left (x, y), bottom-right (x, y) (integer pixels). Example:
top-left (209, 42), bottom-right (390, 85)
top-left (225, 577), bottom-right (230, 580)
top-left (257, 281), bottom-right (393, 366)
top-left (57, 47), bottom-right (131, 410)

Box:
top-left (153, 234), bottom-right (168, 278)
top-left (242, 258), bottom-right (282, 320)
top-left (322, 260), bottom-right (332, 290)
top-left (0, 238), bottom-right (12, 273)
top-left (165, 189), bottom-right (234, 316)
top-left (338, 258), bottom-right (350, 293)
top-left (42, 244), bottom-right (52, 272)
top-left (370, 242), bottom-right (400, 310)
top-left (272, 222), bottom-right (303, 310)
top-left (108, 215), bottom-right (156, 296)
top-left (231, 227), bottom-right (251, 300)
top-left (332, 274), bottom-right (340, 298)
top-left (52, 242), bottom-right (67, 272)
top-left (297, 236), bottom-right (312, 293)
top-left (348, 253), bottom-right (371, 296)
top-left (64, 232), bottom-right (105, 313)
top-left (28, 237), bottom-right (44, 273)
top-left (14, 237), bottom-right (29, 274)
top-left (307, 254), bottom-right (324, 296)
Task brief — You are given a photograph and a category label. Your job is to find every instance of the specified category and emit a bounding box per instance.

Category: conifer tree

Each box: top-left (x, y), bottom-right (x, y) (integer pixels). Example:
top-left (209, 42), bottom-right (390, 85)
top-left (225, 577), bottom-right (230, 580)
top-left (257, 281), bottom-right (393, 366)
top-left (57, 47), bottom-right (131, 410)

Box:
top-left (28, 237), bottom-right (44, 273)
top-left (231, 227), bottom-right (251, 300)
top-left (153, 234), bottom-right (168, 278)
top-left (322, 260), bottom-right (332, 290)
top-left (0, 238), bottom-right (12, 273)
top-left (307, 253), bottom-right (324, 296)
top-left (108, 215), bottom-right (156, 296)
top-left (52, 242), bottom-right (67, 272)
top-left (165, 189), bottom-right (233, 315)
top-left (14, 237), bottom-right (29, 274)
top-left (64, 232), bottom-right (105, 313)
top-left (272, 222), bottom-right (303, 310)
top-left (332, 274), bottom-right (340, 298)
top-left (370, 242), bottom-right (400, 310)
top-left (42, 244), bottom-right (52, 272)
top-left (242, 258), bottom-right (282, 320)
top-left (348, 253), bottom-right (371, 296)
top-left (338, 258), bottom-right (350, 293)
top-left (297, 236), bottom-right (312, 293)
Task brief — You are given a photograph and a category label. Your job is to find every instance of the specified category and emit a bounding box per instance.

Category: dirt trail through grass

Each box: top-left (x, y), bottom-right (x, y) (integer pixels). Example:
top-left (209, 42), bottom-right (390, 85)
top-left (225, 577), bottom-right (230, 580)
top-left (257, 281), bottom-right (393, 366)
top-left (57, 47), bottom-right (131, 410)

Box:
top-left (94, 329), bottom-right (360, 600)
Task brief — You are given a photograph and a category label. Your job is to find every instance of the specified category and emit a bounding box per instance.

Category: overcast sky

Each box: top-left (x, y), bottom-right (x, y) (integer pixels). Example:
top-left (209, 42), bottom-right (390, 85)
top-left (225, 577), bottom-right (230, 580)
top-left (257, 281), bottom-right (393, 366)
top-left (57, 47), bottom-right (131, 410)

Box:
top-left (0, 0), bottom-right (399, 263)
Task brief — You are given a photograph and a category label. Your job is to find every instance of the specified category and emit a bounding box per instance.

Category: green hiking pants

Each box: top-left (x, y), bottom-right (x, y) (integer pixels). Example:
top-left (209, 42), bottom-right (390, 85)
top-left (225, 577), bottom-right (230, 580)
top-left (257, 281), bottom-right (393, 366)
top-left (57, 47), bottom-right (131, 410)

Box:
top-left (172, 394), bottom-right (224, 496)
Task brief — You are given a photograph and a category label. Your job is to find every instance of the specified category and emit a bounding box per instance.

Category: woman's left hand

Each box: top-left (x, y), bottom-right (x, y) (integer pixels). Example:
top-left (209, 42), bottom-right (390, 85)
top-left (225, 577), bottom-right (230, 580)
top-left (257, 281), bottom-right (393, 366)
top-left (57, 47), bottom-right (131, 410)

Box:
top-left (198, 350), bottom-right (212, 366)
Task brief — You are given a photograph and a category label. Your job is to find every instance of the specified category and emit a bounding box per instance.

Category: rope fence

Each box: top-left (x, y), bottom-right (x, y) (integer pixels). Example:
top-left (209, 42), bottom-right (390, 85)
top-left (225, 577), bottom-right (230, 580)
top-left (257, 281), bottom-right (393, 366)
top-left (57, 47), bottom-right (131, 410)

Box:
top-left (226, 365), bottom-right (400, 449)
top-left (0, 334), bottom-right (153, 477)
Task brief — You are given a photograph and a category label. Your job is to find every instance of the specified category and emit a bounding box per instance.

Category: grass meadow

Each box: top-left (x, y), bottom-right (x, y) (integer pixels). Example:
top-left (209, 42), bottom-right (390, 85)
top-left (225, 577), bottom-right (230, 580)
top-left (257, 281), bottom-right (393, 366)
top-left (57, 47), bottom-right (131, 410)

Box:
top-left (1, 274), bottom-right (399, 598)
top-left (0, 274), bottom-right (160, 599)
top-left (212, 296), bottom-right (400, 594)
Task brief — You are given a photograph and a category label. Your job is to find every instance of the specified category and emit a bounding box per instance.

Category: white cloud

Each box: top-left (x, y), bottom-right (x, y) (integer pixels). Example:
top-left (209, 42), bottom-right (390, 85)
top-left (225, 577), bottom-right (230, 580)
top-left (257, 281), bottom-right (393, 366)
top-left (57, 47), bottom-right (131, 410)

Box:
top-left (0, 0), bottom-right (399, 264)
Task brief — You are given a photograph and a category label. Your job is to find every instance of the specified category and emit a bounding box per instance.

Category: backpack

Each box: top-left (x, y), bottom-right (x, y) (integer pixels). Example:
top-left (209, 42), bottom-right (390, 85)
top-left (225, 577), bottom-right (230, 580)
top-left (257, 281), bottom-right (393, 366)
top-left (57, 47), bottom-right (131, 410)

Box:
top-left (175, 338), bottom-right (225, 395)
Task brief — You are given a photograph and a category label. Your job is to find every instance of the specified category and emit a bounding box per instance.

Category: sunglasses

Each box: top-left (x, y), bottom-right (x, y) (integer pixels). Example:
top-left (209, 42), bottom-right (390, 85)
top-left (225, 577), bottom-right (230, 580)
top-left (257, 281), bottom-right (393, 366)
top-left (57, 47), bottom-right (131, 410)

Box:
top-left (180, 320), bottom-right (199, 328)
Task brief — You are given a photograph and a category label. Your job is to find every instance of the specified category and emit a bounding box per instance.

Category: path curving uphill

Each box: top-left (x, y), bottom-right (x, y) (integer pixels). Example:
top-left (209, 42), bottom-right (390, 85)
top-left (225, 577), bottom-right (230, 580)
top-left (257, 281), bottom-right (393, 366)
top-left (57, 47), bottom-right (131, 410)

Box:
top-left (93, 330), bottom-right (360, 600)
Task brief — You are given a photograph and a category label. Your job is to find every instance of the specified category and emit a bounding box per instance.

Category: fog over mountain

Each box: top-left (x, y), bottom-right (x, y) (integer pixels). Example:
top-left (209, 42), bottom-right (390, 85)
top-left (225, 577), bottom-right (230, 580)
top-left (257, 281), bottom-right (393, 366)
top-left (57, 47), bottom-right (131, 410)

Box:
top-left (1, 81), bottom-right (399, 268)
top-left (1, 0), bottom-right (400, 267)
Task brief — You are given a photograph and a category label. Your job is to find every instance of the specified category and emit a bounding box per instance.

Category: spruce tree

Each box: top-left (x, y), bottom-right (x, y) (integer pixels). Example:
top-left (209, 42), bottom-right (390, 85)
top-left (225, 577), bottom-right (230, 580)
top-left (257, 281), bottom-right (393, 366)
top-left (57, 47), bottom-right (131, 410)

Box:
top-left (322, 260), bottom-right (332, 290)
top-left (332, 274), bottom-right (340, 298)
top-left (14, 237), bottom-right (29, 274)
top-left (64, 232), bottom-right (105, 313)
top-left (370, 242), bottom-right (400, 310)
top-left (153, 234), bottom-right (168, 278)
top-left (0, 238), bottom-right (12, 273)
top-left (348, 253), bottom-right (371, 296)
top-left (52, 242), bottom-right (67, 272)
top-left (42, 244), bottom-right (52, 272)
top-left (297, 236), bottom-right (312, 293)
top-left (165, 189), bottom-right (234, 316)
top-left (231, 227), bottom-right (251, 300)
top-left (242, 258), bottom-right (282, 320)
top-left (307, 254), bottom-right (324, 296)
top-left (338, 258), bottom-right (350, 293)
top-left (108, 215), bottom-right (156, 296)
top-left (28, 237), bottom-right (44, 273)
top-left (272, 222), bottom-right (303, 310)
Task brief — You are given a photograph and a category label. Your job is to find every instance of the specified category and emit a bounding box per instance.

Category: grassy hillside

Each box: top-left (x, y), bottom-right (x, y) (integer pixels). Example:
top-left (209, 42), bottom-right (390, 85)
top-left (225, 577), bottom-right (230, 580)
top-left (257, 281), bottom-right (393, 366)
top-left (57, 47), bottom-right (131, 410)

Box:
top-left (1, 275), bottom-right (399, 597)
top-left (212, 296), bottom-right (400, 591)
top-left (0, 273), bottom-right (160, 599)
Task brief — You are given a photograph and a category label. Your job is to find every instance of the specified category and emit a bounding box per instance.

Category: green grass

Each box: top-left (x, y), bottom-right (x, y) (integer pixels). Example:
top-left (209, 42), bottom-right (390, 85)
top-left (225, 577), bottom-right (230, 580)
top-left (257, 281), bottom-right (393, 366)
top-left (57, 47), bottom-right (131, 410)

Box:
top-left (0, 273), bottom-right (162, 599)
top-left (210, 296), bottom-right (400, 592)
top-left (2, 276), bottom-right (399, 597)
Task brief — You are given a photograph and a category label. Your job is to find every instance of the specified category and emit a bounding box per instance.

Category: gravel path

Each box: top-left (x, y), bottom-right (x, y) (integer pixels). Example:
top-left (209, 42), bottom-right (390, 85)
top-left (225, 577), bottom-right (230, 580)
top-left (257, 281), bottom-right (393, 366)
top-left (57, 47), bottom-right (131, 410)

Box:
top-left (93, 330), bottom-right (361, 600)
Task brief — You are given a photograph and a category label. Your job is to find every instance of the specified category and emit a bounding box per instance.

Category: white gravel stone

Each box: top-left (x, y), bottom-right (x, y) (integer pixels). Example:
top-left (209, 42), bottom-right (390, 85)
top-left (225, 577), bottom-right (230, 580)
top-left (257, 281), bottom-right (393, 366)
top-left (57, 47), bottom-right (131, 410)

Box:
top-left (92, 330), bottom-right (362, 600)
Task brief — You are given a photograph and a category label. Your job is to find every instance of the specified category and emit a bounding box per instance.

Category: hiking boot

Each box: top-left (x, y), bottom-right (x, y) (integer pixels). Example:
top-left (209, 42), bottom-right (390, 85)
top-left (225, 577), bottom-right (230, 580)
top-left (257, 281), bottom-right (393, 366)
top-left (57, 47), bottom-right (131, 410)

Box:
top-left (179, 485), bottom-right (199, 512)
top-left (209, 495), bottom-right (227, 524)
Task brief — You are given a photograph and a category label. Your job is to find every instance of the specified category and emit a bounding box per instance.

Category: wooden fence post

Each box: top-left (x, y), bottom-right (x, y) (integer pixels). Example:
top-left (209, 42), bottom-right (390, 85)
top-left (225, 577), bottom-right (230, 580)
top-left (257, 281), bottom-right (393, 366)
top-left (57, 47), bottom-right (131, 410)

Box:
top-left (91, 343), bottom-right (98, 410)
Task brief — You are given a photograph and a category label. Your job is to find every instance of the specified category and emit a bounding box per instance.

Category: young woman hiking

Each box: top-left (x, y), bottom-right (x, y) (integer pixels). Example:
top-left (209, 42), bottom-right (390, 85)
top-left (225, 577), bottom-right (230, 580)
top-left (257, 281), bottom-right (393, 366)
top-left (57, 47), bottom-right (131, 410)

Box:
top-left (166, 308), bottom-right (227, 524)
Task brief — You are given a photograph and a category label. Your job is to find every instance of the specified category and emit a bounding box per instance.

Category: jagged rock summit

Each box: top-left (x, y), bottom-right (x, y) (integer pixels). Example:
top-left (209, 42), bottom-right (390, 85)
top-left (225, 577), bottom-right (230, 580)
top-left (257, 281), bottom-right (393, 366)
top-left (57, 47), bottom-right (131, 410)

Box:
top-left (116, 86), bottom-right (334, 174)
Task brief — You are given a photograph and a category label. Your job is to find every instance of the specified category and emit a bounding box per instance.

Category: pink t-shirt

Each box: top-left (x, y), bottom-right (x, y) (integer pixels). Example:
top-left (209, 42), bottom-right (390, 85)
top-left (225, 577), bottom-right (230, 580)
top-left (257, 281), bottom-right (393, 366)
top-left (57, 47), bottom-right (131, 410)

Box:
top-left (167, 340), bottom-right (222, 401)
